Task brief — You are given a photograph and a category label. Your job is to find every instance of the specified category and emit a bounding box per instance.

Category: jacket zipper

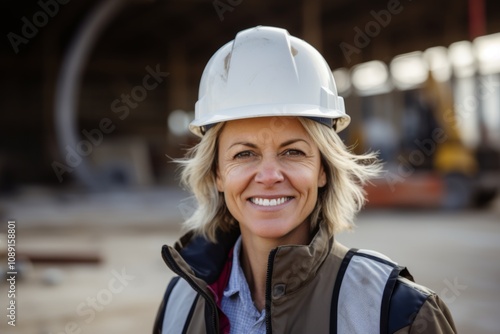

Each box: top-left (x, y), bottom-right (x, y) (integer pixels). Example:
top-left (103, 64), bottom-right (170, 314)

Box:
top-left (161, 246), bottom-right (219, 334)
top-left (265, 248), bottom-right (277, 334)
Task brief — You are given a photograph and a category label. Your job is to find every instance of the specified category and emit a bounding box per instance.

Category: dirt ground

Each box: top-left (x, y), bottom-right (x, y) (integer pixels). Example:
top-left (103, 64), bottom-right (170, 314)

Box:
top-left (0, 187), bottom-right (499, 334)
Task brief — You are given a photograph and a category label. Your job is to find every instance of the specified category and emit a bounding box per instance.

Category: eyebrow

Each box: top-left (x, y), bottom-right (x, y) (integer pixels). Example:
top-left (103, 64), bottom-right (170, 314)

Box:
top-left (228, 138), bottom-right (311, 150)
top-left (281, 138), bottom-right (311, 148)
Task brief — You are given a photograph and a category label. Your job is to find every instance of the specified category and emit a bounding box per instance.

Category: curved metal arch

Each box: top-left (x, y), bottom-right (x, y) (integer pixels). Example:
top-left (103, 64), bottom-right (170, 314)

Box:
top-left (54, 0), bottom-right (134, 190)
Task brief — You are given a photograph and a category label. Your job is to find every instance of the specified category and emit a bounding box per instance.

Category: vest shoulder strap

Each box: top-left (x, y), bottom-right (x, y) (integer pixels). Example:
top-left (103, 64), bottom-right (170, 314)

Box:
top-left (330, 248), bottom-right (406, 334)
top-left (159, 277), bottom-right (200, 334)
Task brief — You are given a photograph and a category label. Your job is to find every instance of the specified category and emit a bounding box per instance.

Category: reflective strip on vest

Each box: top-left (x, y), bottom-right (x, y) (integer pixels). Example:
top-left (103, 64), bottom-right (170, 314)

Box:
top-left (162, 278), bottom-right (198, 333)
top-left (337, 249), bottom-right (397, 334)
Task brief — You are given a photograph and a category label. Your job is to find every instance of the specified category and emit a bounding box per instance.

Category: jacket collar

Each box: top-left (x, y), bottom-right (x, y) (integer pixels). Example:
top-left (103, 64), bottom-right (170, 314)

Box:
top-left (169, 227), bottom-right (240, 284)
top-left (268, 222), bottom-right (332, 296)
top-left (163, 221), bottom-right (332, 294)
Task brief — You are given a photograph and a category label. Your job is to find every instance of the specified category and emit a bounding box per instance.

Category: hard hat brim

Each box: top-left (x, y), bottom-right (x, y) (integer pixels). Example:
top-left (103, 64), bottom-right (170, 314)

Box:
top-left (189, 103), bottom-right (351, 137)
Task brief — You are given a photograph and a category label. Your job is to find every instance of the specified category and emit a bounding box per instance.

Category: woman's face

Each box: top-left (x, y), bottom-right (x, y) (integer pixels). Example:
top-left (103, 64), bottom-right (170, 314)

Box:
top-left (216, 117), bottom-right (326, 244)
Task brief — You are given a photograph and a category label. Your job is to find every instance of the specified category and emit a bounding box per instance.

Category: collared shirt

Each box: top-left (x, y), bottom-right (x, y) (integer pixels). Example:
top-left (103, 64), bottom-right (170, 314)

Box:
top-left (221, 236), bottom-right (266, 334)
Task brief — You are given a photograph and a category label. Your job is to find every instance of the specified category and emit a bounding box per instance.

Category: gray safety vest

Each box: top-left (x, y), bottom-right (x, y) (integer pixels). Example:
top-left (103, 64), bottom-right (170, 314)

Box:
top-left (330, 248), bottom-right (410, 334)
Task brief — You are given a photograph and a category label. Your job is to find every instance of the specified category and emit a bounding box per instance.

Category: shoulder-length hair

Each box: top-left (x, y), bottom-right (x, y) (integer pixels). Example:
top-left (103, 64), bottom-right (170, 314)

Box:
top-left (176, 117), bottom-right (381, 242)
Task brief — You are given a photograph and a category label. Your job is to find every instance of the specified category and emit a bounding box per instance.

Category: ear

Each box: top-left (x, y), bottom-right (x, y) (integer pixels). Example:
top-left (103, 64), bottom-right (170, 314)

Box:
top-left (318, 165), bottom-right (327, 188)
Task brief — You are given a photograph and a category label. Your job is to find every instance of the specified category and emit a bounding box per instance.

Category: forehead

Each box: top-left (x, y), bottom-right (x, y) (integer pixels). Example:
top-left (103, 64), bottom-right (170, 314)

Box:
top-left (218, 117), bottom-right (310, 144)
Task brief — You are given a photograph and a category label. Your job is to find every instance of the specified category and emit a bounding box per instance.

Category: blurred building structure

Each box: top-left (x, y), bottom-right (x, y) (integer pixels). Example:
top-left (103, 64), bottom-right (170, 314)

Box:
top-left (0, 0), bottom-right (500, 207)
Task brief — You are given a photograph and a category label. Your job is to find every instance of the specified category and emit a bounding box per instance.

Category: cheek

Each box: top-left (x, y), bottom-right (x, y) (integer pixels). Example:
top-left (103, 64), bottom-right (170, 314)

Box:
top-left (288, 161), bottom-right (324, 186)
top-left (288, 170), bottom-right (316, 193)
top-left (216, 163), bottom-right (247, 192)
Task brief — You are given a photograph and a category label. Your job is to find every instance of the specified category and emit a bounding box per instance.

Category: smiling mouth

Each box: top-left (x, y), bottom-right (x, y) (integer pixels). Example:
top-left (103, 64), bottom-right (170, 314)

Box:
top-left (249, 197), bottom-right (293, 207)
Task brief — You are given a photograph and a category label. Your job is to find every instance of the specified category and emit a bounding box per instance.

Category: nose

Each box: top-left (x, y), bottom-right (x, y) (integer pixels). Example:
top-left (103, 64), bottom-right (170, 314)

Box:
top-left (254, 155), bottom-right (284, 186)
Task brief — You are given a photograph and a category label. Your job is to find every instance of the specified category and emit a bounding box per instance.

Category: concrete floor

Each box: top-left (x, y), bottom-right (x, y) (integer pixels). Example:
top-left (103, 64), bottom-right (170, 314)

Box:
top-left (0, 188), bottom-right (499, 334)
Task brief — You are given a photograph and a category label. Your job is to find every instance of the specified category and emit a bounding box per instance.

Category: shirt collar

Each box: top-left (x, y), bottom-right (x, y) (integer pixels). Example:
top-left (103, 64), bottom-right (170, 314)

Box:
top-left (223, 236), bottom-right (247, 298)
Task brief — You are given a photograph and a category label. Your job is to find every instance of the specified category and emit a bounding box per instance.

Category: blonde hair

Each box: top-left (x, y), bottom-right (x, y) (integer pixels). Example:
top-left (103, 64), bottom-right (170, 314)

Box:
top-left (177, 118), bottom-right (381, 241)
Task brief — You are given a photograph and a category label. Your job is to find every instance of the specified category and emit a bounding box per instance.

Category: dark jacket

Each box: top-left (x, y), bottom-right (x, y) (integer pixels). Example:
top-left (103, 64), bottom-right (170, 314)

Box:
top-left (153, 222), bottom-right (456, 333)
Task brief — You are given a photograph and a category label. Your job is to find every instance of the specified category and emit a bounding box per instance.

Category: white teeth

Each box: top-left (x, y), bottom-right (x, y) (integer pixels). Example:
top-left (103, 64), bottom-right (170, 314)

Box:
top-left (250, 197), bottom-right (290, 206)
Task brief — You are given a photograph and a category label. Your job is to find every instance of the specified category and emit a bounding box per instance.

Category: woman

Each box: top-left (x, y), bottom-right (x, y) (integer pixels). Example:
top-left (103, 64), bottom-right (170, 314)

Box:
top-left (153, 26), bottom-right (456, 334)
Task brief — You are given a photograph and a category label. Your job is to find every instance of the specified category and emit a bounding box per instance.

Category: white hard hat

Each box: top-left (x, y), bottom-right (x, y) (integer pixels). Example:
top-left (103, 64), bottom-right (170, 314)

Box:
top-left (190, 26), bottom-right (350, 137)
